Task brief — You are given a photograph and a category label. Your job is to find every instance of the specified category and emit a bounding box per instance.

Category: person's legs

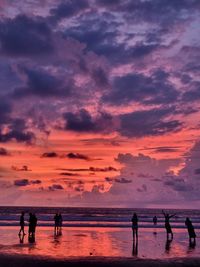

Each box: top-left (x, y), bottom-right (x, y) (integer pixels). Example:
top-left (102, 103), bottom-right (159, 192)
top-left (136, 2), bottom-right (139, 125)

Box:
top-left (132, 228), bottom-right (135, 240)
top-left (135, 228), bottom-right (138, 240)
top-left (171, 231), bottom-right (173, 240)
top-left (18, 226), bottom-right (22, 235)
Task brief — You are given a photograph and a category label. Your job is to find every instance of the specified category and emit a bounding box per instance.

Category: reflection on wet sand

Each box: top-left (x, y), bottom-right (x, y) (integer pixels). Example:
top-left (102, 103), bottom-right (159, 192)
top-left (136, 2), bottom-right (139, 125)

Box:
top-left (0, 227), bottom-right (199, 259)
top-left (165, 239), bottom-right (173, 254)
top-left (132, 240), bottom-right (138, 257)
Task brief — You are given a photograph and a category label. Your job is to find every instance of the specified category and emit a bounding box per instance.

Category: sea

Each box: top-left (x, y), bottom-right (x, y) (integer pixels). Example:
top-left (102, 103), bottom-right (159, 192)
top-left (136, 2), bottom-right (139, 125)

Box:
top-left (0, 206), bottom-right (200, 228)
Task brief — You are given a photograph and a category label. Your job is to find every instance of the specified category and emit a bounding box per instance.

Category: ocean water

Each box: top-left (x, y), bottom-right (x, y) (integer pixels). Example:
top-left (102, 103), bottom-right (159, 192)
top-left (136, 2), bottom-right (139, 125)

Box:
top-left (0, 206), bottom-right (199, 228)
top-left (0, 207), bottom-right (199, 259)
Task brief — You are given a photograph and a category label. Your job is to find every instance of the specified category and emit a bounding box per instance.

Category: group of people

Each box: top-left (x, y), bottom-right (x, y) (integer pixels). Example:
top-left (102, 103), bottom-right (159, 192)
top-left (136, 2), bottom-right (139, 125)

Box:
top-left (19, 212), bottom-right (37, 237)
top-left (131, 210), bottom-right (196, 245)
top-left (18, 212), bottom-right (63, 240)
top-left (18, 210), bottom-right (196, 246)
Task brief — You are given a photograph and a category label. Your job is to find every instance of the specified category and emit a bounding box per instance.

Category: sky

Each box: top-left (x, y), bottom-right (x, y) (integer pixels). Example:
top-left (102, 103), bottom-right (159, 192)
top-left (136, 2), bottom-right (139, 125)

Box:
top-left (0, 0), bottom-right (200, 208)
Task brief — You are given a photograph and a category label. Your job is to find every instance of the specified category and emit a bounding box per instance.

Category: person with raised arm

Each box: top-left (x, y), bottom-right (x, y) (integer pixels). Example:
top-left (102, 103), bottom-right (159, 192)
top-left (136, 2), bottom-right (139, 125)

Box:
top-left (162, 210), bottom-right (176, 240)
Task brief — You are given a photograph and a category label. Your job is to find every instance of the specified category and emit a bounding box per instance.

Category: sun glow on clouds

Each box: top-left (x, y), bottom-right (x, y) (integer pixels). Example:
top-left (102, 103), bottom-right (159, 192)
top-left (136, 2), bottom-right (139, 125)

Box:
top-left (0, 0), bottom-right (200, 207)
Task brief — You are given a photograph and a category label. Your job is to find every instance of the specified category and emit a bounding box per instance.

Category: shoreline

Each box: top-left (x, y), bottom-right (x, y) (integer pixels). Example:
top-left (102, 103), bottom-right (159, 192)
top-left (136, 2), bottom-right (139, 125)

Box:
top-left (1, 254), bottom-right (200, 267)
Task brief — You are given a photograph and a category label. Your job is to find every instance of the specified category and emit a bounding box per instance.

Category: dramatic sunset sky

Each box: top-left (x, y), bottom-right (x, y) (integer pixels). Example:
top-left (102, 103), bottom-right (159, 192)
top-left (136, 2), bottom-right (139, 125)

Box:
top-left (0, 0), bottom-right (200, 207)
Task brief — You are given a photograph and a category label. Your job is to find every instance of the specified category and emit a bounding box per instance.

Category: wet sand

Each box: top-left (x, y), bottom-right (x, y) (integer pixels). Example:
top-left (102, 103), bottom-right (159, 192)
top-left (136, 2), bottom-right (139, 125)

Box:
top-left (1, 254), bottom-right (200, 267)
top-left (0, 226), bottom-right (199, 266)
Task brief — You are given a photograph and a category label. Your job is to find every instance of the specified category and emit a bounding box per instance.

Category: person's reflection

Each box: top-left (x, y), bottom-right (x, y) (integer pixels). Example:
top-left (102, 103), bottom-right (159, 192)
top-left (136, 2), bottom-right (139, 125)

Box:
top-left (187, 239), bottom-right (196, 254)
top-left (165, 239), bottom-right (172, 254)
top-left (28, 234), bottom-right (36, 254)
top-left (132, 239), bottom-right (138, 256)
top-left (28, 234), bottom-right (35, 244)
top-left (19, 234), bottom-right (25, 244)
top-left (53, 232), bottom-right (62, 247)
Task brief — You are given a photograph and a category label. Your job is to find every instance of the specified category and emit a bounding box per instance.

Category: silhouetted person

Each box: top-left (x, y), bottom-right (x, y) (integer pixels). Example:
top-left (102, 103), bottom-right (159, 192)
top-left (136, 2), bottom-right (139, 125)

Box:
top-left (162, 210), bottom-right (176, 240)
top-left (32, 213), bottom-right (37, 235)
top-left (29, 213), bottom-right (37, 237)
top-left (54, 213), bottom-right (59, 235)
top-left (18, 211), bottom-right (26, 236)
top-left (153, 216), bottom-right (157, 225)
top-left (153, 215), bottom-right (158, 235)
top-left (28, 213), bottom-right (33, 237)
top-left (131, 213), bottom-right (138, 241)
top-left (185, 217), bottom-right (196, 245)
top-left (58, 213), bottom-right (63, 235)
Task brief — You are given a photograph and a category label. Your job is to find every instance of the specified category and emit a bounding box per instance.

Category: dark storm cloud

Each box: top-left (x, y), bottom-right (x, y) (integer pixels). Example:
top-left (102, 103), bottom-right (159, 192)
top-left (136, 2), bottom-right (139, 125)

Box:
top-left (49, 0), bottom-right (89, 22)
top-left (0, 15), bottom-right (53, 56)
top-left (30, 180), bottom-right (42, 184)
top-left (64, 13), bottom-right (153, 64)
top-left (0, 130), bottom-right (34, 143)
top-left (0, 147), bottom-right (9, 156)
top-left (0, 98), bottom-right (12, 124)
top-left (48, 184), bottom-right (64, 191)
top-left (58, 166), bottom-right (117, 172)
top-left (67, 152), bottom-right (90, 161)
top-left (0, 98), bottom-right (34, 144)
top-left (153, 147), bottom-right (180, 153)
top-left (164, 177), bottom-right (191, 192)
top-left (41, 152), bottom-right (58, 158)
top-left (14, 179), bottom-right (42, 187)
top-left (0, 118), bottom-right (35, 143)
top-left (14, 179), bottom-right (29, 187)
top-left (60, 172), bottom-right (80, 176)
top-left (12, 165), bottom-right (31, 171)
top-left (64, 15), bottom-right (117, 51)
top-left (89, 166), bottom-right (118, 172)
top-left (96, 0), bottom-right (200, 11)
top-left (96, 0), bottom-right (121, 6)
top-left (182, 82), bottom-right (200, 102)
top-left (63, 109), bottom-right (113, 133)
top-left (64, 109), bottom-right (95, 132)
top-left (13, 68), bottom-right (72, 98)
top-left (66, 17), bottom-right (158, 64)
top-left (115, 177), bottom-right (132, 183)
top-left (122, 0), bottom-right (200, 25)
top-left (103, 70), bottom-right (179, 106)
top-left (92, 67), bottom-right (109, 87)
top-left (141, 146), bottom-right (181, 153)
top-left (119, 107), bottom-right (182, 138)
top-left (63, 107), bottom-right (182, 138)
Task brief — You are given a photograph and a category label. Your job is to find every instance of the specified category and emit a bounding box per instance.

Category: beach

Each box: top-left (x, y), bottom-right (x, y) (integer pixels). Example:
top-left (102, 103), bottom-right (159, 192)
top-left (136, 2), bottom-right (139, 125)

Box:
top-left (0, 226), bottom-right (200, 266)
top-left (0, 208), bottom-right (200, 266)
top-left (1, 254), bottom-right (200, 267)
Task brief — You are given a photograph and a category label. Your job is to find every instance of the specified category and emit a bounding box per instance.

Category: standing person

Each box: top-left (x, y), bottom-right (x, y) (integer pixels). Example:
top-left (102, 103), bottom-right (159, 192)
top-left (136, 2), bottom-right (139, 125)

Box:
top-left (153, 216), bottom-right (157, 226)
top-left (131, 213), bottom-right (138, 241)
top-left (54, 213), bottom-right (59, 235)
top-left (153, 215), bottom-right (158, 235)
top-left (28, 213), bottom-right (34, 237)
top-left (58, 213), bottom-right (63, 234)
top-left (32, 213), bottom-right (38, 236)
top-left (185, 217), bottom-right (196, 245)
top-left (162, 210), bottom-right (176, 240)
top-left (18, 211), bottom-right (26, 236)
